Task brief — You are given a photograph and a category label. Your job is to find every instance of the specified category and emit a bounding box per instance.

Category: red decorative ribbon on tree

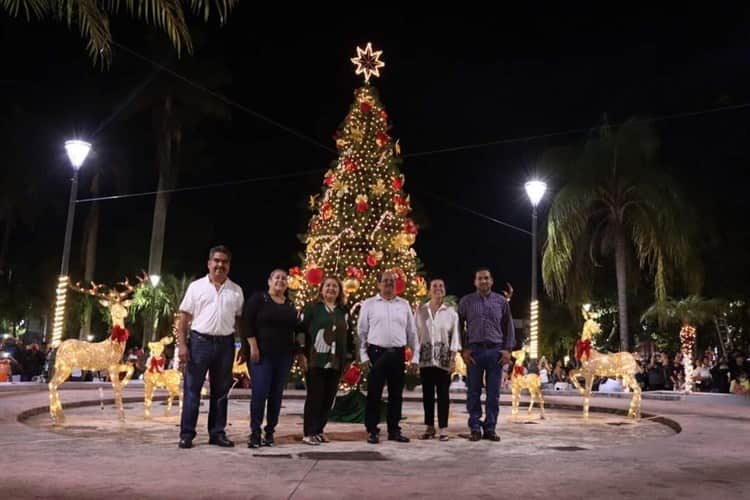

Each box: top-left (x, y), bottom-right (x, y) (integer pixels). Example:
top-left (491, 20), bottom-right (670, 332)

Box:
top-left (110, 325), bottom-right (130, 343)
top-left (575, 339), bottom-right (592, 361)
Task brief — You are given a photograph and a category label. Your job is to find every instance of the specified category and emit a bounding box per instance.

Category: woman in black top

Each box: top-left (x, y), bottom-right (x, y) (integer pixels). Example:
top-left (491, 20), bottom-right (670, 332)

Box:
top-left (242, 268), bottom-right (301, 448)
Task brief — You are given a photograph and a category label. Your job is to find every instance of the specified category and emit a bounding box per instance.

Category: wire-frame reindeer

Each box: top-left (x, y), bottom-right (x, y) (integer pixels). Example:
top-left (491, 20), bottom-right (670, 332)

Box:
top-left (510, 346), bottom-right (545, 419)
top-left (48, 274), bottom-right (147, 424)
top-left (144, 335), bottom-right (182, 418)
top-left (568, 307), bottom-right (641, 420)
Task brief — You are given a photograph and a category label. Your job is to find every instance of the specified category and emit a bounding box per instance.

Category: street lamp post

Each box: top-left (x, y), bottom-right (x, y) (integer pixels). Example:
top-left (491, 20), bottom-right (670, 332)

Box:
top-left (525, 180), bottom-right (547, 360)
top-left (51, 140), bottom-right (92, 347)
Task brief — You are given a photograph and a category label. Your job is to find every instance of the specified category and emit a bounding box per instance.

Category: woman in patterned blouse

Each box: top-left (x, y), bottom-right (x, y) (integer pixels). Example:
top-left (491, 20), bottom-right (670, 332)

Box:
top-left (415, 278), bottom-right (461, 441)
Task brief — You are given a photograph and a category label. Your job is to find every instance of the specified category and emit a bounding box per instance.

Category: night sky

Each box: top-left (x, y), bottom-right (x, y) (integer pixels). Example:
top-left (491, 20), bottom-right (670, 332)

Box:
top-left (2, 5), bottom-right (749, 319)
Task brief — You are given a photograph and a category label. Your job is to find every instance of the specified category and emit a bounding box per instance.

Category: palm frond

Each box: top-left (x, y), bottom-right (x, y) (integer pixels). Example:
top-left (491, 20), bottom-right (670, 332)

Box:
top-left (542, 184), bottom-right (597, 300)
top-left (629, 176), bottom-right (701, 297)
top-left (68, 0), bottom-right (113, 66)
top-left (642, 296), bottom-right (725, 328)
top-left (0, 0), bottom-right (49, 19)
top-left (122, 0), bottom-right (191, 56)
top-left (2, 0), bottom-right (237, 67)
top-left (188, 0), bottom-right (238, 23)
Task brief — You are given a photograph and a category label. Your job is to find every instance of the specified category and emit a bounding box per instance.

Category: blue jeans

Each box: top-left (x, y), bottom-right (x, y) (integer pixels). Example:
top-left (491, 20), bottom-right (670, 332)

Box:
top-left (249, 352), bottom-right (293, 434)
top-left (180, 332), bottom-right (235, 440)
top-left (466, 344), bottom-right (502, 433)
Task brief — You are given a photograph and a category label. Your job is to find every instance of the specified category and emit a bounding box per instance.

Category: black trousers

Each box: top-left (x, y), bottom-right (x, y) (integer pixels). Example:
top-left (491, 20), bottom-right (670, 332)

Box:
top-left (365, 345), bottom-right (405, 435)
top-left (421, 366), bottom-right (451, 429)
top-left (303, 367), bottom-right (340, 436)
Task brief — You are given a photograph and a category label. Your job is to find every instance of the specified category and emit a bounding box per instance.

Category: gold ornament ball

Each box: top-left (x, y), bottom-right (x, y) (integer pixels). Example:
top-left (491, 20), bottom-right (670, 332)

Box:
top-left (393, 232), bottom-right (415, 249)
top-left (343, 277), bottom-right (361, 294)
top-left (288, 275), bottom-right (301, 290)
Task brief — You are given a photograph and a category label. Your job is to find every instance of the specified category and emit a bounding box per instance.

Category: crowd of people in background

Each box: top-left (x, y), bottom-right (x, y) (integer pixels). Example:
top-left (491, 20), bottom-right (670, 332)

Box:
top-left (2, 323), bottom-right (749, 399)
top-left (0, 336), bottom-right (45, 381)
top-left (500, 348), bottom-right (750, 396)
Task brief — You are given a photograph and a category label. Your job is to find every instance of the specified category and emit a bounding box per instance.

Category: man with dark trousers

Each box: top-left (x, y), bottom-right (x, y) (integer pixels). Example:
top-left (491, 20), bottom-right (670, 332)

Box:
top-left (177, 245), bottom-right (244, 449)
top-left (458, 268), bottom-right (515, 442)
top-left (358, 271), bottom-right (419, 444)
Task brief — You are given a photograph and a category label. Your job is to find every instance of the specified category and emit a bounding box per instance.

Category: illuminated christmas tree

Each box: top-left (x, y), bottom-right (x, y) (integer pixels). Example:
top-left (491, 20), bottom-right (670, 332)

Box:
top-left (289, 43), bottom-right (427, 316)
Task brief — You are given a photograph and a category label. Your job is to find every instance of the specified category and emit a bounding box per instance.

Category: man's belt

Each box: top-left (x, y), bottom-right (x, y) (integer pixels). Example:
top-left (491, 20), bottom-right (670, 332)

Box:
top-left (368, 344), bottom-right (405, 353)
top-left (469, 341), bottom-right (502, 349)
top-left (191, 331), bottom-right (233, 343)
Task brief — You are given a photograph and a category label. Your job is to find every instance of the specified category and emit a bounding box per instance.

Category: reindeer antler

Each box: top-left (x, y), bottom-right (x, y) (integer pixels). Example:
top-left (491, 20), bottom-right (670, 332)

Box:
top-left (70, 280), bottom-right (111, 300)
top-left (116, 272), bottom-right (148, 299)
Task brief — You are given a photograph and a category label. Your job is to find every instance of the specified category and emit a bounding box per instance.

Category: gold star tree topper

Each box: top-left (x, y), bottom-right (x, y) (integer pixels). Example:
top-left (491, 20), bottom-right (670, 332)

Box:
top-left (351, 42), bottom-right (385, 83)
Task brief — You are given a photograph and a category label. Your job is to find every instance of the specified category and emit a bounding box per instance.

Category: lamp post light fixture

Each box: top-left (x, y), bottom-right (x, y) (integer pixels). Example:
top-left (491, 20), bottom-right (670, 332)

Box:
top-left (525, 179), bottom-right (547, 360)
top-left (51, 140), bottom-right (92, 347)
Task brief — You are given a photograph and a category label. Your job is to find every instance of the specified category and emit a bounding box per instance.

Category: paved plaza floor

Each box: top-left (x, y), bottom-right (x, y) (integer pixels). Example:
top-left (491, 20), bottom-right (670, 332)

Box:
top-left (2, 383), bottom-right (749, 499)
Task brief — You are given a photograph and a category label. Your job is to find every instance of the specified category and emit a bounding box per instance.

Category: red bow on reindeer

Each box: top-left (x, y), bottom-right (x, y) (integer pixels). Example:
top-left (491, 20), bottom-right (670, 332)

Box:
top-left (512, 365), bottom-right (525, 377)
top-left (575, 339), bottom-right (592, 362)
top-left (110, 325), bottom-right (130, 343)
top-left (148, 357), bottom-right (165, 373)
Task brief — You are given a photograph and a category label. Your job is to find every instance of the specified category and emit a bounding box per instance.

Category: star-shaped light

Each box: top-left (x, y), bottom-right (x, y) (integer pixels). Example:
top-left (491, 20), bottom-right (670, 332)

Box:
top-left (351, 42), bottom-right (385, 83)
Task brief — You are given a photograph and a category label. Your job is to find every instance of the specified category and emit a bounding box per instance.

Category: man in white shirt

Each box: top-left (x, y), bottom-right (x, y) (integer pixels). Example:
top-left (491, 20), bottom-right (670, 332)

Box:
top-left (177, 245), bottom-right (244, 449)
top-left (358, 271), bottom-right (419, 444)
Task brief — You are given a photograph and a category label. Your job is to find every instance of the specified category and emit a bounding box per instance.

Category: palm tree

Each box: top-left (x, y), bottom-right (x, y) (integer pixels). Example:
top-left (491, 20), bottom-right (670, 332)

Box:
top-left (77, 154), bottom-right (129, 339)
top-left (140, 49), bottom-right (230, 344)
top-left (642, 296), bottom-right (724, 392)
top-left (131, 273), bottom-right (192, 350)
top-left (542, 117), bottom-right (701, 352)
top-left (0, 0), bottom-right (237, 66)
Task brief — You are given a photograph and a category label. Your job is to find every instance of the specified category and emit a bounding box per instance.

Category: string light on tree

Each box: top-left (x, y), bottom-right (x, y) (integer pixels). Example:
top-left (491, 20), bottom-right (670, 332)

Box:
top-left (680, 325), bottom-right (697, 392)
top-left (289, 43), bottom-right (424, 325)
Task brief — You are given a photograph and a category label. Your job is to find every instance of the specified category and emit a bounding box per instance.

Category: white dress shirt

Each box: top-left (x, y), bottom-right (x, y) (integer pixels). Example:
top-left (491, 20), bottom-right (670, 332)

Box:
top-left (357, 294), bottom-right (418, 364)
top-left (415, 302), bottom-right (461, 371)
top-left (179, 275), bottom-right (244, 336)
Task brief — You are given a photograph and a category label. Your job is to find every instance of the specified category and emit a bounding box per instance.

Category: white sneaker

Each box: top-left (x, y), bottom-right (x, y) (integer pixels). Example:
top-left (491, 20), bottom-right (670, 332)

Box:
top-left (302, 435), bottom-right (320, 446)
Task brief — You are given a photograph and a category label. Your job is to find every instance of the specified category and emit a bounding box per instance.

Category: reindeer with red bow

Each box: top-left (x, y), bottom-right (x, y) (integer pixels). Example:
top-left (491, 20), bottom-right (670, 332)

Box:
top-left (568, 306), bottom-right (641, 420)
top-left (144, 336), bottom-right (182, 417)
top-left (510, 346), bottom-right (545, 419)
top-left (48, 274), bottom-right (146, 424)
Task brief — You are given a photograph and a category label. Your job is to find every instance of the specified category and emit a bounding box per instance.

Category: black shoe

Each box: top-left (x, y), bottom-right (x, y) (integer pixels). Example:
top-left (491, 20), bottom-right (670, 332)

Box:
top-left (468, 431), bottom-right (482, 442)
top-left (482, 431), bottom-right (501, 442)
top-left (387, 433), bottom-right (410, 443)
top-left (262, 432), bottom-right (275, 447)
top-left (178, 438), bottom-right (193, 449)
top-left (208, 434), bottom-right (235, 447)
top-left (367, 432), bottom-right (380, 444)
top-left (247, 432), bottom-right (261, 449)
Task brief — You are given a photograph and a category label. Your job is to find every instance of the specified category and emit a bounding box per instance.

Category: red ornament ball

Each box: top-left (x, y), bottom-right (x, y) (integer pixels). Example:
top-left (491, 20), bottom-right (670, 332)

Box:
top-left (305, 267), bottom-right (324, 286)
top-left (404, 346), bottom-right (413, 363)
top-left (343, 363), bottom-right (362, 386)
top-left (394, 276), bottom-right (406, 295)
